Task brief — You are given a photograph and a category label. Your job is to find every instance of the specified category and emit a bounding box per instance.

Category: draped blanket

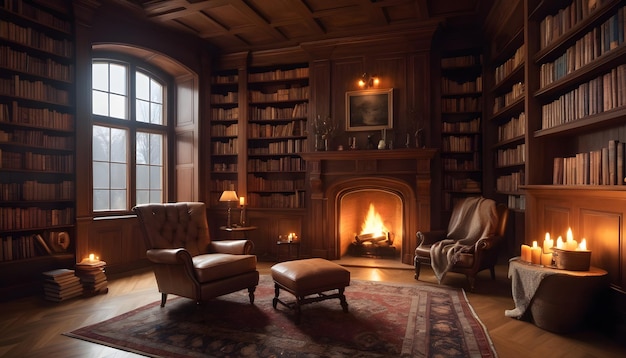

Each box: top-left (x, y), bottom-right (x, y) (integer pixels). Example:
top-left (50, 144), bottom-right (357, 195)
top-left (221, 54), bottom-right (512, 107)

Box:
top-left (430, 197), bottom-right (498, 283)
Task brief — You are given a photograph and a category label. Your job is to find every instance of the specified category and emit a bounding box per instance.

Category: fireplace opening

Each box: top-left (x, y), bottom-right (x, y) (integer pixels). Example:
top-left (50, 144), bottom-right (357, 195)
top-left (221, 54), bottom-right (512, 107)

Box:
top-left (338, 189), bottom-right (403, 261)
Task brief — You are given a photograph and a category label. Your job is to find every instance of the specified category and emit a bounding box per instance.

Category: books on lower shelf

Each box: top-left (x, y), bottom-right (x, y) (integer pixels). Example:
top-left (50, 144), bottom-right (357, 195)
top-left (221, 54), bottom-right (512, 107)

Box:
top-left (42, 268), bottom-right (83, 302)
top-left (553, 139), bottom-right (625, 185)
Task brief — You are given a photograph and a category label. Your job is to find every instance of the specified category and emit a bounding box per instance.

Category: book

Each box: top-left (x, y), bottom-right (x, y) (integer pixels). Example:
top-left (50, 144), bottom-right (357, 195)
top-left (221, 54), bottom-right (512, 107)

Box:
top-left (618, 142), bottom-right (624, 185)
top-left (34, 234), bottom-right (52, 255)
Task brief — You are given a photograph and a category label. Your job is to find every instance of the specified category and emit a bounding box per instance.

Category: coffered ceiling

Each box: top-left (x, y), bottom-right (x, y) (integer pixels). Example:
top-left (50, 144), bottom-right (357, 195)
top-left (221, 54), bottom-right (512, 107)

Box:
top-left (114, 0), bottom-right (494, 53)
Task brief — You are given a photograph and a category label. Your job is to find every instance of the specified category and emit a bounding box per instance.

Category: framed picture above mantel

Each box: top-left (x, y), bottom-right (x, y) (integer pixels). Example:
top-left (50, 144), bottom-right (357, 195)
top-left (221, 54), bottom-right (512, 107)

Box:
top-left (346, 88), bottom-right (393, 131)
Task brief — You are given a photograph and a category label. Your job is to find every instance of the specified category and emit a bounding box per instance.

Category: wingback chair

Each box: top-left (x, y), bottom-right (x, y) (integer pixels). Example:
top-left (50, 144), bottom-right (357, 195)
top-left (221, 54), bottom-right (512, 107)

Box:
top-left (133, 202), bottom-right (259, 307)
top-left (414, 197), bottom-right (509, 290)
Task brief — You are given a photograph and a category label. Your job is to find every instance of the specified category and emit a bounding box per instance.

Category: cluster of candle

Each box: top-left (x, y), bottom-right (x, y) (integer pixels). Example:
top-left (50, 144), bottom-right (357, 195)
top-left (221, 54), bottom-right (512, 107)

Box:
top-left (286, 233), bottom-right (298, 242)
top-left (520, 228), bottom-right (589, 266)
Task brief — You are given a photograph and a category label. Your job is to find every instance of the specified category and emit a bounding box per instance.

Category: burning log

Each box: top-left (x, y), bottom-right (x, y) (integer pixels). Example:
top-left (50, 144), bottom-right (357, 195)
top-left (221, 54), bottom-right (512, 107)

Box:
top-left (354, 232), bottom-right (393, 245)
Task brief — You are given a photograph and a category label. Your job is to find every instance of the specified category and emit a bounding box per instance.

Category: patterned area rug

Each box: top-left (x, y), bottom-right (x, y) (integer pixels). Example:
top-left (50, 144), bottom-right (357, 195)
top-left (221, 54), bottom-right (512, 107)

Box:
top-left (65, 276), bottom-right (497, 357)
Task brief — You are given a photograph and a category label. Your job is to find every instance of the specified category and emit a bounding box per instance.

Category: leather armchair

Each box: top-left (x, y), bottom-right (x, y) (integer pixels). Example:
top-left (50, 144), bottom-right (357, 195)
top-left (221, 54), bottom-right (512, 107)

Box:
top-left (133, 202), bottom-right (259, 307)
top-left (414, 197), bottom-right (508, 290)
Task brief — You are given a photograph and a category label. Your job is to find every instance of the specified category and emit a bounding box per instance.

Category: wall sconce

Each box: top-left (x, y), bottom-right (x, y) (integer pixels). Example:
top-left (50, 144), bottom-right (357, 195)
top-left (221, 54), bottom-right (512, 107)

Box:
top-left (358, 73), bottom-right (379, 88)
top-left (219, 189), bottom-right (239, 227)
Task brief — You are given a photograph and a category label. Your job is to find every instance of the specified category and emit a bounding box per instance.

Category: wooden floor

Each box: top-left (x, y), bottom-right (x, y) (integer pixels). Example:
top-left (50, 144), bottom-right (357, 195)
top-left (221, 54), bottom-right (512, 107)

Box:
top-left (1, 259), bottom-right (625, 358)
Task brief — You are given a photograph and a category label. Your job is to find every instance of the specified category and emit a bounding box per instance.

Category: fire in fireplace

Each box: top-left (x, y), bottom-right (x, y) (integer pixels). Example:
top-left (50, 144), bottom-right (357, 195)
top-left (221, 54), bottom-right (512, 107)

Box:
top-left (338, 189), bottom-right (403, 259)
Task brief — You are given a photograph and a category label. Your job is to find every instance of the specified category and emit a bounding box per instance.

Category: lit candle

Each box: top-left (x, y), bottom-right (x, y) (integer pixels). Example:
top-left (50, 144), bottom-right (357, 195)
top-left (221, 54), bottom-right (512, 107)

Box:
top-left (577, 238), bottom-right (587, 251)
top-left (89, 253), bottom-right (95, 262)
top-left (521, 244), bottom-right (531, 263)
top-left (531, 241), bottom-right (542, 264)
top-left (239, 196), bottom-right (245, 206)
top-left (566, 228), bottom-right (578, 251)
top-left (556, 236), bottom-right (564, 249)
top-left (543, 232), bottom-right (553, 253)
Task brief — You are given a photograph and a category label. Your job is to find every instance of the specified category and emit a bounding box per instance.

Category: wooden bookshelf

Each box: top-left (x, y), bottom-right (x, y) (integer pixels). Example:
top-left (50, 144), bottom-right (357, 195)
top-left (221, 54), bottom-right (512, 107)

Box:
top-left (439, 50), bottom-right (484, 217)
top-left (0, 0), bottom-right (75, 299)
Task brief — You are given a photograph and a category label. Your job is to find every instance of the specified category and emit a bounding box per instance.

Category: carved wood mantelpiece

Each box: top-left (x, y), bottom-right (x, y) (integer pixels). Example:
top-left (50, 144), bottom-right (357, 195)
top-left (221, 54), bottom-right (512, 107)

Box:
top-left (300, 148), bottom-right (436, 264)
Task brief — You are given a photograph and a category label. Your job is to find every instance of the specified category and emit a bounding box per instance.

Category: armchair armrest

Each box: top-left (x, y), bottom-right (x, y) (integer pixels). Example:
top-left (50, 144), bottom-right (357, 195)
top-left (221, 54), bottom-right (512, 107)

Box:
top-left (474, 234), bottom-right (502, 252)
top-left (210, 239), bottom-right (255, 254)
top-left (416, 230), bottom-right (447, 246)
top-left (146, 248), bottom-right (193, 264)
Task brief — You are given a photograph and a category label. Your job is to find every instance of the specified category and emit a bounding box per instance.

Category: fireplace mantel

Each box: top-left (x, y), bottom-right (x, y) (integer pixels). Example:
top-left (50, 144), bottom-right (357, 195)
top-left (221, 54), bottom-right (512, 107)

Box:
top-left (300, 148), bottom-right (436, 264)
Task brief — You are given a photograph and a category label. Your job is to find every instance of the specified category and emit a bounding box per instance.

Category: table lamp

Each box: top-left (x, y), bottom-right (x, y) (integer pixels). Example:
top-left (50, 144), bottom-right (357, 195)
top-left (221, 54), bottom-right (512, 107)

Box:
top-left (219, 189), bottom-right (239, 227)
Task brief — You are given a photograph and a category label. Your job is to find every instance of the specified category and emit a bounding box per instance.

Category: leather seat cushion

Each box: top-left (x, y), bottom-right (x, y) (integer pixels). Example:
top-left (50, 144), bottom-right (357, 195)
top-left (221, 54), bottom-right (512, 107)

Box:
top-left (271, 258), bottom-right (350, 297)
top-left (192, 253), bottom-right (257, 283)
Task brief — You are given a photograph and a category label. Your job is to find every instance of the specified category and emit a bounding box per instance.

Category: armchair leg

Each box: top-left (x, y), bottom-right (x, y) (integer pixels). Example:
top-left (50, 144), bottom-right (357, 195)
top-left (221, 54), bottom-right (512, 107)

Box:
top-left (414, 257), bottom-right (421, 280)
top-left (467, 276), bottom-right (476, 291)
top-left (248, 286), bottom-right (256, 304)
top-left (490, 267), bottom-right (496, 280)
top-left (160, 293), bottom-right (167, 307)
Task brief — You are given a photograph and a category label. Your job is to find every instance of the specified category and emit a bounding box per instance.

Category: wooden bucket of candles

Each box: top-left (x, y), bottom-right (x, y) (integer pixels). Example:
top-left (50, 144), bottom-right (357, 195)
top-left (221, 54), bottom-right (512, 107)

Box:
top-left (552, 248), bottom-right (591, 271)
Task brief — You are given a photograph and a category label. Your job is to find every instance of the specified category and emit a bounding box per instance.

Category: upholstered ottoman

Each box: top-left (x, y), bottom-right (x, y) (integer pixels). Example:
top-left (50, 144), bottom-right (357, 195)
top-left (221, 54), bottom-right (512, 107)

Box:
top-left (271, 258), bottom-right (350, 323)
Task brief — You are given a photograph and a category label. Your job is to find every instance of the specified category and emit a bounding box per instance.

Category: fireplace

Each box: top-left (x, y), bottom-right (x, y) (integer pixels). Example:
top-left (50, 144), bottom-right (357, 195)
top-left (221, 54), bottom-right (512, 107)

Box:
top-left (300, 149), bottom-right (435, 264)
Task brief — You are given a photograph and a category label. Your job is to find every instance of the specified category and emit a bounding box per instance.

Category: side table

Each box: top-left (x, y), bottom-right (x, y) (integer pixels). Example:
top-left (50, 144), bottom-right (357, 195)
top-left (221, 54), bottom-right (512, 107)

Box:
top-left (276, 240), bottom-right (301, 262)
top-left (219, 226), bottom-right (257, 239)
top-left (506, 258), bottom-right (608, 333)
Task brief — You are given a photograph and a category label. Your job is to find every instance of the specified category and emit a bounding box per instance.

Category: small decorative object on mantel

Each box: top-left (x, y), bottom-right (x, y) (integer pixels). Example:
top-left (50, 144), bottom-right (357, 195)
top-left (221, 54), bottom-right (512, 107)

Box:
top-left (313, 114), bottom-right (337, 151)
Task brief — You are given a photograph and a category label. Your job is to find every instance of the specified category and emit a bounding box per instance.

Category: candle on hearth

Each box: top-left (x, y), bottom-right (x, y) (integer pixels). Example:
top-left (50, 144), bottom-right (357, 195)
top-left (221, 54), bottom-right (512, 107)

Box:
top-left (543, 232), bottom-right (553, 253)
top-left (521, 244), bottom-right (531, 263)
top-left (577, 238), bottom-right (588, 251)
top-left (541, 252), bottom-right (553, 266)
top-left (556, 236), bottom-right (564, 249)
top-left (531, 241), bottom-right (542, 264)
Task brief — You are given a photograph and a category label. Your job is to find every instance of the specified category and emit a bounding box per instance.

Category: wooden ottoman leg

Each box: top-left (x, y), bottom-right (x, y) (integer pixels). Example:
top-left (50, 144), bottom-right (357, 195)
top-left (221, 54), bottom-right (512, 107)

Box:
top-left (272, 283), bottom-right (279, 309)
top-left (339, 287), bottom-right (349, 313)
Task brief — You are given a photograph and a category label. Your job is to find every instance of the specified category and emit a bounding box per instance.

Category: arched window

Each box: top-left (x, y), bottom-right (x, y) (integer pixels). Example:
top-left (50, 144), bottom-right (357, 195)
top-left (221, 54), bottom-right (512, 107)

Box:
top-left (91, 59), bottom-right (169, 212)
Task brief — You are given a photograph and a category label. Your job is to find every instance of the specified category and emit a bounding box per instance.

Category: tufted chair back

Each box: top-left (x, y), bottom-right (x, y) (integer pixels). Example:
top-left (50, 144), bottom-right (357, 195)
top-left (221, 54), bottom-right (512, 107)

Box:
top-left (134, 202), bottom-right (211, 257)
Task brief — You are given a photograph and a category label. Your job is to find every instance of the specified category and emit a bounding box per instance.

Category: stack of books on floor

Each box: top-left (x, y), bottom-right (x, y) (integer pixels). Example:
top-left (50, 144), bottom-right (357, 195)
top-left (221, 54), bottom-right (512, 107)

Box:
top-left (75, 259), bottom-right (108, 296)
top-left (42, 269), bottom-right (83, 302)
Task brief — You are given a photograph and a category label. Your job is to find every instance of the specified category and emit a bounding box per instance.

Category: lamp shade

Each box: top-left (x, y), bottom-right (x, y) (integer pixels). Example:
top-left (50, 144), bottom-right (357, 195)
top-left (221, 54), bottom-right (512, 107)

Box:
top-left (219, 190), bottom-right (239, 202)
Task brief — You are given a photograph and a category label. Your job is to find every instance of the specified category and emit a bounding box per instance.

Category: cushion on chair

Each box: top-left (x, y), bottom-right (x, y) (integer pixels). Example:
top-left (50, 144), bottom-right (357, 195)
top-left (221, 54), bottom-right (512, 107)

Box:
top-left (193, 254), bottom-right (257, 283)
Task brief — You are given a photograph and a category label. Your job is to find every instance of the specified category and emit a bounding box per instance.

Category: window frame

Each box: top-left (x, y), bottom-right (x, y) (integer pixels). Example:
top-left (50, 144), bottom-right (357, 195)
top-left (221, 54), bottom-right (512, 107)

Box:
top-left (91, 55), bottom-right (172, 216)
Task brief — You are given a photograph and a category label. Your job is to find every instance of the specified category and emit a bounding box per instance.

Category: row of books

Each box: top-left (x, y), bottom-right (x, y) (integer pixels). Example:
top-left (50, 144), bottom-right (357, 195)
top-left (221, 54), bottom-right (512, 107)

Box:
top-left (493, 82), bottom-right (524, 113)
top-left (0, 102), bottom-right (74, 130)
top-left (0, 150), bottom-right (74, 171)
top-left (442, 135), bottom-right (480, 152)
top-left (246, 191), bottom-right (305, 209)
top-left (247, 157), bottom-right (306, 172)
top-left (441, 75), bottom-right (482, 94)
top-left (211, 138), bottom-right (238, 155)
top-left (496, 143), bottom-right (526, 167)
top-left (0, 128), bottom-right (73, 149)
top-left (507, 194), bottom-right (526, 210)
top-left (212, 162), bottom-right (237, 172)
top-left (541, 64), bottom-right (626, 129)
top-left (210, 91), bottom-right (238, 104)
top-left (210, 107), bottom-right (238, 120)
top-left (0, 21), bottom-right (73, 57)
top-left (497, 170), bottom-right (525, 192)
top-left (442, 117), bottom-right (480, 133)
top-left (540, 0), bottom-right (606, 49)
top-left (494, 44), bottom-right (525, 85)
top-left (441, 97), bottom-right (481, 112)
top-left (443, 176), bottom-right (482, 192)
top-left (0, 180), bottom-right (73, 201)
top-left (248, 138), bottom-right (308, 155)
top-left (442, 157), bottom-right (480, 171)
top-left (212, 74), bottom-right (238, 84)
top-left (1, 0), bottom-right (72, 33)
top-left (210, 123), bottom-right (238, 137)
top-left (0, 207), bottom-right (74, 230)
top-left (247, 175), bottom-right (305, 191)
top-left (553, 139), bottom-right (626, 185)
top-left (0, 75), bottom-right (70, 105)
top-left (247, 121), bottom-right (305, 138)
top-left (248, 67), bottom-right (309, 82)
top-left (249, 103), bottom-right (308, 120)
top-left (248, 86), bottom-right (309, 103)
top-left (0, 231), bottom-right (66, 261)
top-left (497, 112), bottom-right (526, 142)
top-left (540, 7), bottom-right (626, 88)
top-left (0, 45), bottom-right (73, 82)
top-left (211, 179), bottom-right (237, 192)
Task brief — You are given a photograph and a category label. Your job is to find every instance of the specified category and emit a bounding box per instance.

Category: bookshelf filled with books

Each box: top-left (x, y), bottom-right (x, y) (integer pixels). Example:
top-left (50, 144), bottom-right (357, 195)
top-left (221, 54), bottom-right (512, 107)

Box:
top-left (439, 50), bottom-right (484, 215)
top-left (209, 69), bottom-right (241, 205)
top-left (246, 64), bottom-right (308, 209)
top-left (0, 0), bottom-right (75, 299)
top-left (488, 28), bottom-right (527, 211)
